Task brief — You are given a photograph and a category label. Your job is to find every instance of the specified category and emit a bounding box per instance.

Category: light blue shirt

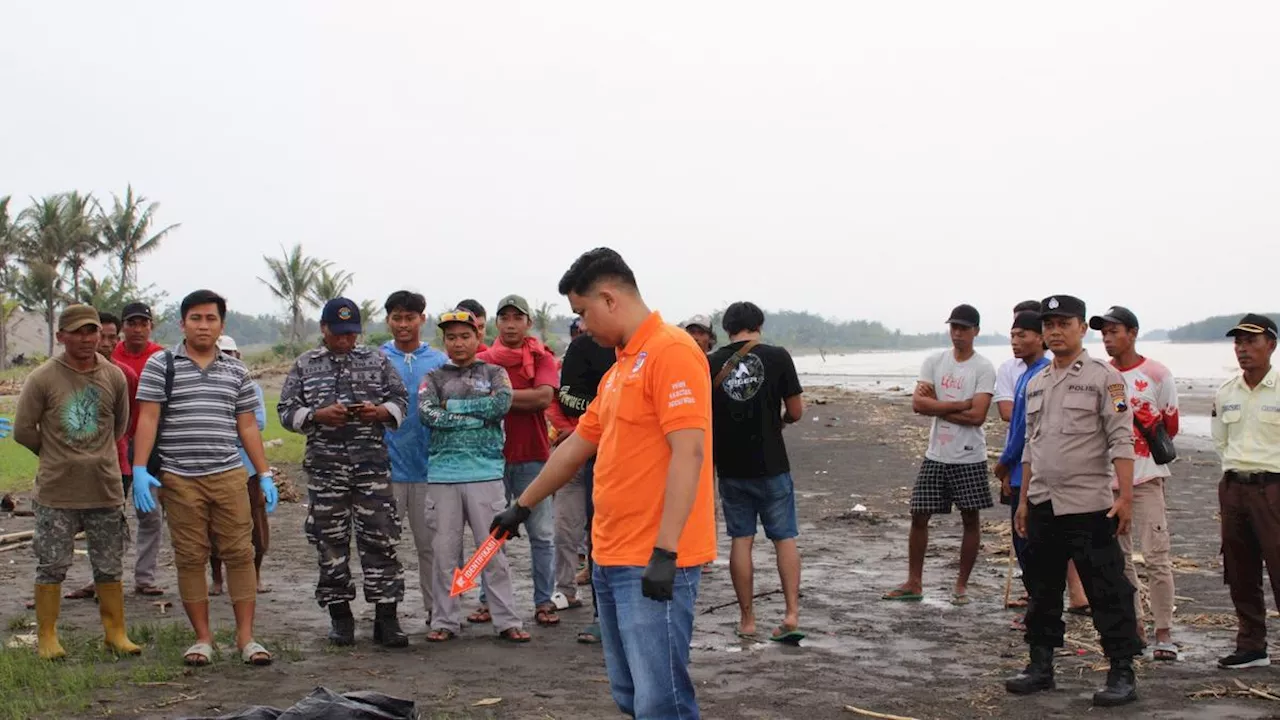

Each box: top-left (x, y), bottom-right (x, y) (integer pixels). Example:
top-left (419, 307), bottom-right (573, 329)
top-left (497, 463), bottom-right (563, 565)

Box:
top-left (239, 382), bottom-right (267, 474)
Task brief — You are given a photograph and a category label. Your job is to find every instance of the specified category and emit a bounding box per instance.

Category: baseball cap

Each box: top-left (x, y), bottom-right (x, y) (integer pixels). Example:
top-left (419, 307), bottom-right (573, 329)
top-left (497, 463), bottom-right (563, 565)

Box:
top-left (1040, 295), bottom-right (1087, 319)
top-left (496, 294), bottom-right (531, 317)
top-left (1089, 306), bottom-right (1140, 331)
top-left (59, 304), bottom-right (101, 333)
top-left (1011, 311), bottom-right (1042, 334)
top-left (437, 309), bottom-right (481, 331)
top-left (216, 335), bottom-right (239, 353)
top-left (121, 302), bottom-right (153, 322)
top-left (1226, 313), bottom-right (1278, 339)
top-left (945, 304), bottom-right (981, 328)
top-left (683, 314), bottom-right (713, 332)
top-left (320, 297), bottom-right (363, 334)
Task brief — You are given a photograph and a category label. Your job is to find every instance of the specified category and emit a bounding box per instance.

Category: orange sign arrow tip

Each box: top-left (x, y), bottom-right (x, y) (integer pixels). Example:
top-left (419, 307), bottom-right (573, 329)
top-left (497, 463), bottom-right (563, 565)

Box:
top-left (449, 530), bottom-right (507, 597)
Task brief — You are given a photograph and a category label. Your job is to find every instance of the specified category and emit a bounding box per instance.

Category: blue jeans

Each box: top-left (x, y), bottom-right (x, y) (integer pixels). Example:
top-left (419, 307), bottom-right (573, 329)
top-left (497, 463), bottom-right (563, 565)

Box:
top-left (504, 461), bottom-right (555, 607)
top-left (595, 564), bottom-right (701, 719)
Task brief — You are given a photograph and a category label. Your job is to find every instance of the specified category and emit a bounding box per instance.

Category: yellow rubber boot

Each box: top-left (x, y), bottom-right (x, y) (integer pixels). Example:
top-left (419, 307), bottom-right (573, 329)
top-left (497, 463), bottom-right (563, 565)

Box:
top-left (34, 584), bottom-right (67, 660)
top-left (95, 582), bottom-right (142, 655)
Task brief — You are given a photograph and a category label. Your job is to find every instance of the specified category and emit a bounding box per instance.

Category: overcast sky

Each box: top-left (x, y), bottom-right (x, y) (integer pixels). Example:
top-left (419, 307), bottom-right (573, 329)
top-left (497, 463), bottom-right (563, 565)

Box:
top-left (4, 1), bottom-right (1275, 334)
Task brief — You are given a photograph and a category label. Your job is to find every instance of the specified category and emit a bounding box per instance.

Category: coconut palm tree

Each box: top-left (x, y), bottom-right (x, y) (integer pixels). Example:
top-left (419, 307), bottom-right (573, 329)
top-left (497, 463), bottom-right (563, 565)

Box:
top-left (533, 301), bottom-right (555, 343)
top-left (0, 195), bottom-right (23, 368)
top-left (358, 299), bottom-right (382, 327)
top-left (258, 243), bottom-right (326, 344)
top-left (75, 270), bottom-right (130, 314)
top-left (308, 267), bottom-right (353, 308)
top-left (17, 194), bottom-right (75, 354)
top-left (60, 191), bottom-right (102, 297)
top-left (99, 185), bottom-right (180, 288)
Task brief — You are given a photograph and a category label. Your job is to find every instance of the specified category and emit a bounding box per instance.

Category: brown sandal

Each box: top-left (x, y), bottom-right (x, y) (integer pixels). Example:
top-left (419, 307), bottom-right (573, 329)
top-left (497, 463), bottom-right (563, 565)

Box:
top-left (535, 605), bottom-right (561, 626)
top-left (467, 606), bottom-right (492, 624)
top-left (498, 627), bottom-right (531, 643)
top-left (425, 629), bottom-right (456, 643)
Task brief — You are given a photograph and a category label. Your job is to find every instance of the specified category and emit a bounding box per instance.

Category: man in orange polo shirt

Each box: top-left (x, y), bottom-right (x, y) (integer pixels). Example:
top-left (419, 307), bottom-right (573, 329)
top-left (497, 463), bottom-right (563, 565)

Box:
top-left (492, 247), bottom-right (715, 719)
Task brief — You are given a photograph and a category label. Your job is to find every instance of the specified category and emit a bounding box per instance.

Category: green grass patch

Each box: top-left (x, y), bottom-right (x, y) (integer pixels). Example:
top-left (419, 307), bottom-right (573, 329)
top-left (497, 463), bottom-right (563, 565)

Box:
top-left (0, 393), bottom-right (301, 495)
top-left (261, 392), bottom-right (305, 466)
top-left (0, 623), bottom-right (186, 720)
top-left (0, 621), bottom-right (304, 719)
top-left (0, 411), bottom-right (37, 494)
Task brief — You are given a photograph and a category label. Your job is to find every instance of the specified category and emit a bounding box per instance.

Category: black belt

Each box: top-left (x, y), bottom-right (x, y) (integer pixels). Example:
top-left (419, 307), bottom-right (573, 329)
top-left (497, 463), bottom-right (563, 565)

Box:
top-left (1225, 470), bottom-right (1280, 484)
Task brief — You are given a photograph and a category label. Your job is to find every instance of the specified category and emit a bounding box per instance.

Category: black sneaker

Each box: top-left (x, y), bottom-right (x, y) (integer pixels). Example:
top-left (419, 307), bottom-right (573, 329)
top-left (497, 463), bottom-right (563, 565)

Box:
top-left (1219, 650), bottom-right (1270, 669)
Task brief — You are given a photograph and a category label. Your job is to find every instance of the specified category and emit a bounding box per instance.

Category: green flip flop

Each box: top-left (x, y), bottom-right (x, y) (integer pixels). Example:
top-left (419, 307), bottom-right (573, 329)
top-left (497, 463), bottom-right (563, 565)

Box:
top-left (769, 627), bottom-right (806, 644)
top-left (881, 588), bottom-right (924, 601)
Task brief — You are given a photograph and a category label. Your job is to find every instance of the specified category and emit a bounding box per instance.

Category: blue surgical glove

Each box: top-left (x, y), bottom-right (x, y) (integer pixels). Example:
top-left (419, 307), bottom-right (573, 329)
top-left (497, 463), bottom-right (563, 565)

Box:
top-left (131, 465), bottom-right (161, 513)
top-left (0, 417), bottom-right (11, 439)
top-left (259, 472), bottom-right (279, 514)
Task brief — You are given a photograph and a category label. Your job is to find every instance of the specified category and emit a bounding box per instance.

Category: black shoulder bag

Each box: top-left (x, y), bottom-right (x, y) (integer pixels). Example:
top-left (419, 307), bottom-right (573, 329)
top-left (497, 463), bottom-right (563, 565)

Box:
top-left (145, 351), bottom-right (176, 476)
top-left (1135, 416), bottom-right (1177, 466)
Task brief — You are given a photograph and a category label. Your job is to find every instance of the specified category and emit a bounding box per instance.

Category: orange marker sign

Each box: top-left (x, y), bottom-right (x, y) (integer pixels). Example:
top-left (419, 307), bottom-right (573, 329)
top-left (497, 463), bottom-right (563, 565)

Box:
top-left (451, 530), bottom-right (508, 597)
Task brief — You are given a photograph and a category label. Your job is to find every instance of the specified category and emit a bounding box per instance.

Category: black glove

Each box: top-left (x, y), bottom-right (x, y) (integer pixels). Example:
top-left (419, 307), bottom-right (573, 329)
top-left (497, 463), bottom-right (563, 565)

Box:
top-left (641, 547), bottom-right (678, 601)
top-left (490, 502), bottom-right (532, 540)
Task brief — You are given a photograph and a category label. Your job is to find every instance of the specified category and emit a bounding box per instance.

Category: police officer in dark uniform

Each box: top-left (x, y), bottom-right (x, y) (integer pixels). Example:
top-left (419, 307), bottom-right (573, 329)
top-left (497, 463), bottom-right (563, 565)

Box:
top-left (278, 298), bottom-right (410, 647)
top-left (1006, 295), bottom-right (1141, 707)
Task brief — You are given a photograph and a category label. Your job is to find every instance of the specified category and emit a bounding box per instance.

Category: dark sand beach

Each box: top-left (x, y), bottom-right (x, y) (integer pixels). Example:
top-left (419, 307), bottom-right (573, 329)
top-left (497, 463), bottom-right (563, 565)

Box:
top-left (0, 387), bottom-right (1272, 719)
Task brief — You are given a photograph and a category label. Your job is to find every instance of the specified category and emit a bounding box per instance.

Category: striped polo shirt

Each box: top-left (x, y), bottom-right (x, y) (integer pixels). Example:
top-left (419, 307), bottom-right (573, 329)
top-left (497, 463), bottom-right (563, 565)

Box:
top-left (136, 342), bottom-right (259, 478)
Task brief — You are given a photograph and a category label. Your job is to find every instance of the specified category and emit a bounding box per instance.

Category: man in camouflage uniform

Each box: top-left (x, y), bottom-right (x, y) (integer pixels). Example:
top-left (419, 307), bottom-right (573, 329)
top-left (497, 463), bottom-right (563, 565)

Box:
top-left (279, 298), bottom-right (410, 647)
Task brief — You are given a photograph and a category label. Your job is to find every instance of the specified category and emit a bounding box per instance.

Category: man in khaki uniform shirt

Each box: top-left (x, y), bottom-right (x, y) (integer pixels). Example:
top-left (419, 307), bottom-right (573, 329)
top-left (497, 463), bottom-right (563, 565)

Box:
top-left (1007, 295), bottom-right (1140, 708)
top-left (1212, 313), bottom-right (1280, 670)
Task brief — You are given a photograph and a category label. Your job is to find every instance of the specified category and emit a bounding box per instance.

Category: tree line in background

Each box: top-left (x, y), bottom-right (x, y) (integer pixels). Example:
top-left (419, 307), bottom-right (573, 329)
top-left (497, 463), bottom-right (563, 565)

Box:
top-left (0, 187), bottom-right (177, 366)
top-left (2, 190), bottom-right (1252, 366)
top-left (251, 242), bottom-right (569, 356)
top-left (1166, 313), bottom-right (1280, 343)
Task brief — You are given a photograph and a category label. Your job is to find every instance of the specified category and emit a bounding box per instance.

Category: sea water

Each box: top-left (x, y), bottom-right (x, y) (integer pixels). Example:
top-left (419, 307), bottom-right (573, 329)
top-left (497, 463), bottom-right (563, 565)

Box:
top-left (795, 340), bottom-right (1238, 438)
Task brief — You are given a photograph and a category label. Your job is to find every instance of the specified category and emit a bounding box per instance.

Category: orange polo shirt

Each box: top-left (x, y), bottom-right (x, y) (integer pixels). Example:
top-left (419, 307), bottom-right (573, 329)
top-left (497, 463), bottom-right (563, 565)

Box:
top-left (577, 312), bottom-right (717, 568)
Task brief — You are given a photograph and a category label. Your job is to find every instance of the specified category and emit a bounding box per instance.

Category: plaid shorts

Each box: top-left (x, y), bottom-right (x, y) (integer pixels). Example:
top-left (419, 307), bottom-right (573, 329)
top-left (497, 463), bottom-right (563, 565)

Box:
top-left (910, 459), bottom-right (994, 515)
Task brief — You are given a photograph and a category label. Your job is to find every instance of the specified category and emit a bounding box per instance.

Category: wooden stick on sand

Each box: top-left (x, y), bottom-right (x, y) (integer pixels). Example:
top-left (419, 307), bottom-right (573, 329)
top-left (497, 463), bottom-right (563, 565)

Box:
top-left (1003, 538), bottom-right (1016, 608)
top-left (844, 705), bottom-right (920, 720)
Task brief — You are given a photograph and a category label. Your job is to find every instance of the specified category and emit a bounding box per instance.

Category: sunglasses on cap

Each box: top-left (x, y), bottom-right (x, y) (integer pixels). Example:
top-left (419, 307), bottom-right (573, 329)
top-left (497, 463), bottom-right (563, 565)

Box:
top-left (438, 311), bottom-right (478, 325)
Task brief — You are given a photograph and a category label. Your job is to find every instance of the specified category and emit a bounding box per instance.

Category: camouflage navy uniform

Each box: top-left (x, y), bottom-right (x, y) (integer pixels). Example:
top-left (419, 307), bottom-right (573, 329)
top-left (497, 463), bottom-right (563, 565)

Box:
top-left (279, 345), bottom-right (409, 606)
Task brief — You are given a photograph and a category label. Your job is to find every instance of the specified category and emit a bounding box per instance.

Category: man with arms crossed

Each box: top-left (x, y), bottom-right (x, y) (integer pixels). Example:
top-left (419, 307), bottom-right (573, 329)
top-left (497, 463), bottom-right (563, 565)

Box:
top-left (491, 248), bottom-right (716, 719)
top-left (708, 301), bottom-right (804, 641)
top-left (420, 309), bottom-right (529, 643)
top-left (884, 304), bottom-right (995, 605)
top-left (478, 294), bottom-right (561, 627)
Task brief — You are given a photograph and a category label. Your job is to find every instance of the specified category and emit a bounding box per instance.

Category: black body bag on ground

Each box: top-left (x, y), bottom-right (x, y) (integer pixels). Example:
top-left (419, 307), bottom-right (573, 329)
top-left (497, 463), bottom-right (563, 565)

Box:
top-left (181, 687), bottom-right (415, 720)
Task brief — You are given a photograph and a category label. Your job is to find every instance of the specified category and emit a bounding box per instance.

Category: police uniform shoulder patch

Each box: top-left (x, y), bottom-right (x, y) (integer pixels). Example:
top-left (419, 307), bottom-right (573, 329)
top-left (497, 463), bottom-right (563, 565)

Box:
top-left (1107, 382), bottom-right (1127, 412)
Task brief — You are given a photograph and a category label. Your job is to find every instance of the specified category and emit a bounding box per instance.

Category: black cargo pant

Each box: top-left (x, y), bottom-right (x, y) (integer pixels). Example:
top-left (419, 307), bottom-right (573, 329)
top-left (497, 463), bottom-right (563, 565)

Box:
top-left (1023, 500), bottom-right (1142, 659)
top-left (1219, 472), bottom-right (1280, 653)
